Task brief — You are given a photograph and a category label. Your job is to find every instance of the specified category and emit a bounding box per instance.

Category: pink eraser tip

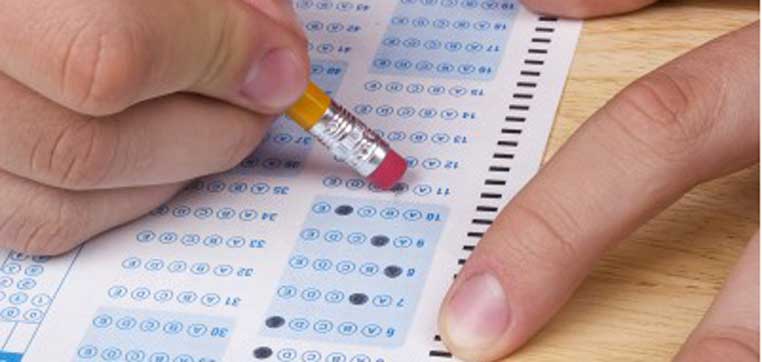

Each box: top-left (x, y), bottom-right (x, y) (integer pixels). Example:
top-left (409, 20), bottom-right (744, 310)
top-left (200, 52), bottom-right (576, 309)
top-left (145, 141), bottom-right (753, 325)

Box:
top-left (367, 150), bottom-right (407, 190)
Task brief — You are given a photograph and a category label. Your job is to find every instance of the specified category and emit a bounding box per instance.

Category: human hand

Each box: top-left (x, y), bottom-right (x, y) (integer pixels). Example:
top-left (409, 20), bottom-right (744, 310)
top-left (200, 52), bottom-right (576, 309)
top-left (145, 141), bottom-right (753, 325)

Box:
top-left (0, 0), bottom-right (309, 254)
top-left (438, 1), bottom-right (759, 361)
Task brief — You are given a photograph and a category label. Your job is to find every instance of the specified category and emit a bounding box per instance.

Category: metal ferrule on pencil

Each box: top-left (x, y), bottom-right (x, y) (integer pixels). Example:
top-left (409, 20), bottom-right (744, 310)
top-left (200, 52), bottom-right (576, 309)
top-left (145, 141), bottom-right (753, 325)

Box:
top-left (308, 101), bottom-right (390, 177)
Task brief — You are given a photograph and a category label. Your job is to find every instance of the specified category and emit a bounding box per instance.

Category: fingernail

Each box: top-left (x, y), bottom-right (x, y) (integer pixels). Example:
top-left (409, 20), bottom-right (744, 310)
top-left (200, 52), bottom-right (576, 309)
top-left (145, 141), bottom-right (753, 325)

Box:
top-left (241, 48), bottom-right (307, 110)
top-left (444, 273), bottom-right (510, 350)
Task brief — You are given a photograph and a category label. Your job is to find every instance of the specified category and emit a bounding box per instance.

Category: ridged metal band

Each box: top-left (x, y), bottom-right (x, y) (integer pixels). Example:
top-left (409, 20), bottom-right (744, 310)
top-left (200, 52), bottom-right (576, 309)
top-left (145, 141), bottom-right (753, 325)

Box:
top-left (308, 101), bottom-right (389, 177)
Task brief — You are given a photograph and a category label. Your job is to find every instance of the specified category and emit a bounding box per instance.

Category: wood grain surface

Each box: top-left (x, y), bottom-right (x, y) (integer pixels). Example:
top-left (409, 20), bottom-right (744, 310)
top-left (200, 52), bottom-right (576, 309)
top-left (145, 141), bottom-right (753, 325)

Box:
top-left (507, 1), bottom-right (760, 361)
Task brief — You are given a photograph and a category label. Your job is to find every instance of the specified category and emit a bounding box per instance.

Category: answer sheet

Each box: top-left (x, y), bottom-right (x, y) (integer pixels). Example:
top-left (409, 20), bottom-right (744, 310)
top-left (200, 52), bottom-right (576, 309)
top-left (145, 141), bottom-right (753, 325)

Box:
top-left (0, 1), bottom-right (580, 361)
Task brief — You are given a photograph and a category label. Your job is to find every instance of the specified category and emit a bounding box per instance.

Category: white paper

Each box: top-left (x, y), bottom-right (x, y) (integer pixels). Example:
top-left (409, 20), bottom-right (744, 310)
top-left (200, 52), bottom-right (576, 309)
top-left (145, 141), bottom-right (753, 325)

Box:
top-left (0, 2), bottom-right (580, 361)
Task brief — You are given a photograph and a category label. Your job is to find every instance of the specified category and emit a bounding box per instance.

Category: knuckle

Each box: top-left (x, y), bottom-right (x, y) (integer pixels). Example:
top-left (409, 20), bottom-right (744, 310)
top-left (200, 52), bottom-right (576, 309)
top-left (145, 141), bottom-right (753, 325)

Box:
top-left (684, 328), bottom-right (759, 362)
top-left (513, 197), bottom-right (581, 264)
top-left (194, 4), bottom-right (236, 89)
top-left (24, 197), bottom-right (84, 256)
top-left (484, 195), bottom-right (582, 273)
top-left (42, 120), bottom-right (116, 190)
top-left (0, 192), bottom-right (85, 256)
top-left (58, 10), bottom-right (150, 115)
top-left (604, 70), bottom-right (713, 166)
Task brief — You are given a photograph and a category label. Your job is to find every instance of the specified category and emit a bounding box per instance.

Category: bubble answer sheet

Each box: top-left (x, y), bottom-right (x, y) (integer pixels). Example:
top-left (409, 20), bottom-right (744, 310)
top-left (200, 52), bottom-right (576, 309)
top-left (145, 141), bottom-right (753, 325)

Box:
top-left (0, 1), bottom-right (580, 362)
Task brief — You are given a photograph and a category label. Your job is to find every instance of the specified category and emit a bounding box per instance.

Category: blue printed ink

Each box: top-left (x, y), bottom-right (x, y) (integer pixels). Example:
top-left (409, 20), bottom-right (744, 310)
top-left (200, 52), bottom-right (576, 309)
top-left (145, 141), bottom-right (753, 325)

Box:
top-left (0, 352), bottom-right (23, 362)
top-left (261, 196), bottom-right (448, 347)
top-left (0, 249), bottom-right (81, 360)
top-left (372, 0), bottom-right (517, 80)
top-left (73, 308), bottom-right (233, 362)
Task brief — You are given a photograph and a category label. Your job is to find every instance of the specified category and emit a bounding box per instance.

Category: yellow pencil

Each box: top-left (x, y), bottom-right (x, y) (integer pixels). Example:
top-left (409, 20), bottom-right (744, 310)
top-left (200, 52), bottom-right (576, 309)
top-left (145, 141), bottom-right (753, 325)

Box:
top-left (285, 82), bottom-right (407, 190)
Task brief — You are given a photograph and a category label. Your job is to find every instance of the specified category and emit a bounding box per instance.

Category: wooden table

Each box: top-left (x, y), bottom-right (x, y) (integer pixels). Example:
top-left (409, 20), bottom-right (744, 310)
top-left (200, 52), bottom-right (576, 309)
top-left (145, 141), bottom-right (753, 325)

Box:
top-left (511, 1), bottom-right (760, 361)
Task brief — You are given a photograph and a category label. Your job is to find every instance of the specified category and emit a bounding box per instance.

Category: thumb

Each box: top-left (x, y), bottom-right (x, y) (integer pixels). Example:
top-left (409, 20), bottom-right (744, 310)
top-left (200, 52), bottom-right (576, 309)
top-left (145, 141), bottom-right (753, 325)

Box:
top-left (243, 0), bottom-right (305, 34)
top-left (0, 0), bottom-right (309, 116)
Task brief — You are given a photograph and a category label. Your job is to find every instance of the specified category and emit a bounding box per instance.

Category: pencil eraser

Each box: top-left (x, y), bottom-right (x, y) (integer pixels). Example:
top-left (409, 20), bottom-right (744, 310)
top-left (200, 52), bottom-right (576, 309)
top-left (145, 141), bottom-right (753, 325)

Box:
top-left (367, 150), bottom-right (407, 190)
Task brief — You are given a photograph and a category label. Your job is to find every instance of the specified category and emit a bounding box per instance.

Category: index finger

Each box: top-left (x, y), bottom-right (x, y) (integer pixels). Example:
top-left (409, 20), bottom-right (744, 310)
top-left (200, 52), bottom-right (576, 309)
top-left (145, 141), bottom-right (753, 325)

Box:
top-left (438, 22), bottom-right (759, 362)
top-left (0, 0), bottom-right (309, 116)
